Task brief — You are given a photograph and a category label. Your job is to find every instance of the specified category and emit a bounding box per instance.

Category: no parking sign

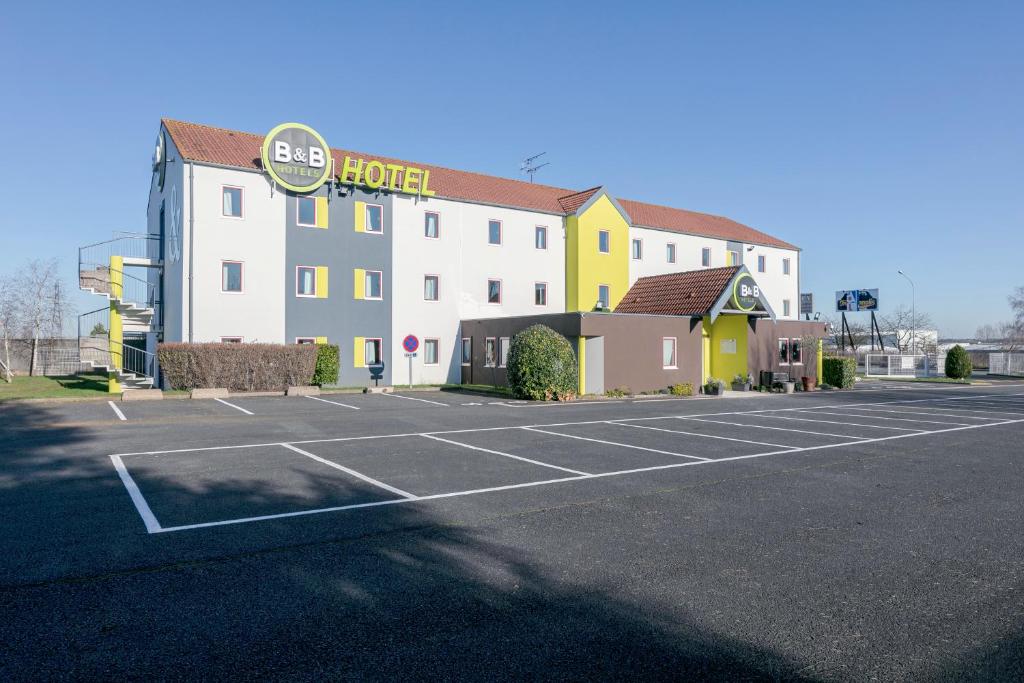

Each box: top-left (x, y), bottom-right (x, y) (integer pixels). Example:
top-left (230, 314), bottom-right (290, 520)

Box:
top-left (402, 334), bottom-right (419, 354)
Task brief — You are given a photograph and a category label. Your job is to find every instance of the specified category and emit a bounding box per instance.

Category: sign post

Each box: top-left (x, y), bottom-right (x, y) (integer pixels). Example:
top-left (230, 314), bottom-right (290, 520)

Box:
top-left (402, 335), bottom-right (419, 389)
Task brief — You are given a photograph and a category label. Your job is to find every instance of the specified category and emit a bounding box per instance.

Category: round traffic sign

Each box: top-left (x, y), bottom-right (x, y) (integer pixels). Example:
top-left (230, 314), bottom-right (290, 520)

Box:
top-left (402, 334), bottom-right (419, 353)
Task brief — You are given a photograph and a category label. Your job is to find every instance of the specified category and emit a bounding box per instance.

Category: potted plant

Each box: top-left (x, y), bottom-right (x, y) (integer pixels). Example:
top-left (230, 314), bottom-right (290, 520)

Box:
top-left (703, 377), bottom-right (725, 396)
top-left (801, 375), bottom-right (817, 391)
top-left (800, 332), bottom-right (823, 393)
top-left (731, 373), bottom-right (753, 391)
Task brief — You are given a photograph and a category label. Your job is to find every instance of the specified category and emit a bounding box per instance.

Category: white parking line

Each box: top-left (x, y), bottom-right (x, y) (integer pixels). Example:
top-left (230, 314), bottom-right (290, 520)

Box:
top-left (107, 401), bottom-right (127, 421)
top-left (607, 421), bottom-right (796, 449)
top-left (214, 398), bottom-right (254, 416)
top-left (279, 443), bottom-right (416, 499)
top-left (676, 416), bottom-right (871, 440)
top-left (951, 401), bottom-right (1024, 412)
top-left (797, 409), bottom-right (970, 427)
top-left (838, 406), bottom-right (1002, 421)
top-left (109, 455), bottom-right (160, 532)
top-left (753, 414), bottom-right (923, 432)
top-left (306, 395), bottom-right (360, 410)
top-left (889, 404), bottom-right (1024, 417)
top-left (381, 393), bottom-right (450, 407)
top-left (420, 434), bottom-right (590, 476)
top-left (522, 426), bottom-right (711, 461)
top-left (147, 415), bottom-right (1024, 533)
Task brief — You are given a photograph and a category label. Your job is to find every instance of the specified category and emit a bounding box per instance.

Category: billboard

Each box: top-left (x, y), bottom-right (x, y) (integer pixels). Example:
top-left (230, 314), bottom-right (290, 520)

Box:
top-left (835, 289), bottom-right (879, 312)
top-left (800, 293), bottom-right (813, 315)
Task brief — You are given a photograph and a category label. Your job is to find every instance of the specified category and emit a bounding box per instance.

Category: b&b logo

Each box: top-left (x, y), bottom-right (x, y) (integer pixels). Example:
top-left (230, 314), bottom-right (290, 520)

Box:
top-left (261, 123), bottom-right (332, 193)
top-left (733, 274), bottom-right (761, 312)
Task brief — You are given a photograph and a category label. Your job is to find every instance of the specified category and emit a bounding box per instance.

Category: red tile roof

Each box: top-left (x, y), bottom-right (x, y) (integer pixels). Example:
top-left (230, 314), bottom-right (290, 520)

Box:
top-left (163, 119), bottom-right (798, 249)
top-left (615, 267), bottom-right (741, 316)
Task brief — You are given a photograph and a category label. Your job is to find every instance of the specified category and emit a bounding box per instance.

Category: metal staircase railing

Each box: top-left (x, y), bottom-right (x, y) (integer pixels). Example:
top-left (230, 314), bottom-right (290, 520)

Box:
top-left (78, 234), bottom-right (160, 269)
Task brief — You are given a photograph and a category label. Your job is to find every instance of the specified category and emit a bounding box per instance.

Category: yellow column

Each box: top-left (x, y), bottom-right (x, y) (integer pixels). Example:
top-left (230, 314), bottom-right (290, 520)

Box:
top-left (108, 256), bottom-right (123, 394)
top-left (817, 339), bottom-right (824, 382)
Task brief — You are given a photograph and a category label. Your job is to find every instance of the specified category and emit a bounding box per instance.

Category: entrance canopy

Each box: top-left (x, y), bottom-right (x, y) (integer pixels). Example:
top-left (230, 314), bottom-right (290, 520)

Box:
top-left (615, 265), bottom-right (776, 322)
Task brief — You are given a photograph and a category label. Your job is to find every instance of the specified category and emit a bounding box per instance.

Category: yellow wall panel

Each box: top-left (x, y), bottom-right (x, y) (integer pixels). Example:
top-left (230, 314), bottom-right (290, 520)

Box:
top-left (354, 201), bottom-right (366, 232)
top-left (353, 268), bottom-right (365, 299)
top-left (353, 336), bottom-right (365, 367)
top-left (315, 197), bottom-right (329, 228)
top-left (565, 195), bottom-right (630, 312)
top-left (315, 266), bottom-right (329, 298)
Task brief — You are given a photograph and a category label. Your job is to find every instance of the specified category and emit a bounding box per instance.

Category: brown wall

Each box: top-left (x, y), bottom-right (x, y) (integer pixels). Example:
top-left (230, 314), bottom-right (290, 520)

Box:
top-left (459, 314), bottom-right (581, 387)
top-left (747, 318), bottom-right (828, 381)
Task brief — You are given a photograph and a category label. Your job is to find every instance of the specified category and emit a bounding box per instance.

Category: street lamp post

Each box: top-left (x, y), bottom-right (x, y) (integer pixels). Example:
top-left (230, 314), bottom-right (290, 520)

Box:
top-left (897, 270), bottom-right (916, 354)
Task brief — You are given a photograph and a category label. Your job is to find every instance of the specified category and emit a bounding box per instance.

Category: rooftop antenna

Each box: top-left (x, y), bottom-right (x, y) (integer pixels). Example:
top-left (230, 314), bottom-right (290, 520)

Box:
top-left (520, 152), bottom-right (549, 183)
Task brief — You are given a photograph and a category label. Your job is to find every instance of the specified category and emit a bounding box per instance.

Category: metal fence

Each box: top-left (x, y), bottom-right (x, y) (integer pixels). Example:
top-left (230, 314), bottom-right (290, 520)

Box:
top-left (865, 354), bottom-right (946, 378)
top-left (989, 353), bottom-right (1024, 377)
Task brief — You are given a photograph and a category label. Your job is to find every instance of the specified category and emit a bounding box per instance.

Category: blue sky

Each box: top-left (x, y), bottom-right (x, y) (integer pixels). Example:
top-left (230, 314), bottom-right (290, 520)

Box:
top-left (1, 1), bottom-right (1021, 337)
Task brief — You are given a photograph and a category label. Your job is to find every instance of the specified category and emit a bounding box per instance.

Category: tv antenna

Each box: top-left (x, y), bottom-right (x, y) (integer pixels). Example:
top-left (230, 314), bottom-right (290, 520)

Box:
top-left (520, 152), bottom-right (549, 183)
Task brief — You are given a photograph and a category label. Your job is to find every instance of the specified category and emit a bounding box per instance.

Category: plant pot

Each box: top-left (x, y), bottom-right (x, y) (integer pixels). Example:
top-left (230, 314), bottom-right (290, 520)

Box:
top-left (783, 381), bottom-right (796, 394)
top-left (704, 384), bottom-right (723, 396)
top-left (801, 376), bottom-right (816, 391)
top-left (731, 382), bottom-right (751, 392)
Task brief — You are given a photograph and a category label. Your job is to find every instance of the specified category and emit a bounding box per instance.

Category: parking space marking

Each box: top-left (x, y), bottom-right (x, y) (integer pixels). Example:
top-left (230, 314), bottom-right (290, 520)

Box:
top-left (950, 401), bottom-right (1024, 412)
top-left (280, 443), bottom-right (416, 499)
top-left (891, 403), bottom-right (1024, 417)
top-left (144, 415), bottom-right (1024, 533)
top-left (797, 409), bottom-right (970, 427)
top-left (109, 455), bottom-right (161, 533)
top-left (522, 426), bottom-right (711, 461)
top-left (214, 398), bottom-right (254, 416)
top-left (753, 414), bottom-right (924, 432)
top-left (107, 401), bottom-right (127, 421)
top-left (676, 416), bottom-right (871, 440)
top-left (306, 395), bottom-right (360, 410)
top-left (382, 393), bottom-right (450, 407)
top-left (840, 406), bottom-right (1003, 421)
top-left (607, 420), bottom-right (797, 450)
top-left (420, 434), bottom-right (591, 476)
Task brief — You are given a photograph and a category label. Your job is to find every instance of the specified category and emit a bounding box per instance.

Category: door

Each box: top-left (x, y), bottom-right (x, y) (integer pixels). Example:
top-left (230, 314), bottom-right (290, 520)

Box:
top-left (461, 336), bottom-right (473, 384)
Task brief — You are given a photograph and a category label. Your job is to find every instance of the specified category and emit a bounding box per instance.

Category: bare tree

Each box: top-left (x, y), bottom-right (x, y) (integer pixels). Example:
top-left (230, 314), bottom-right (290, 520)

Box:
top-left (15, 259), bottom-right (71, 376)
top-left (823, 315), bottom-right (870, 352)
top-left (879, 304), bottom-right (935, 353)
top-left (0, 274), bottom-right (18, 382)
top-left (976, 323), bottom-right (999, 341)
top-left (1001, 320), bottom-right (1024, 351)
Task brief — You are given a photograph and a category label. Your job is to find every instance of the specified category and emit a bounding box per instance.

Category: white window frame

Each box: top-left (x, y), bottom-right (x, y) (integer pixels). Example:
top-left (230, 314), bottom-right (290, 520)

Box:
top-left (783, 257), bottom-right (791, 275)
top-left (424, 211), bottom-right (440, 239)
top-left (597, 284), bottom-right (610, 309)
top-left (498, 337), bottom-right (510, 368)
top-left (220, 336), bottom-right (243, 343)
top-left (487, 278), bottom-right (502, 305)
top-left (535, 225), bottom-right (548, 250)
top-left (295, 337), bottom-right (317, 344)
top-left (791, 337), bottom-right (803, 365)
top-left (757, 254), bottom-right (766, 273)
top-left (666, 242), bottom-right (676, 264)
top-left (295, 265), bottom-right (317, 298)
top-left (364, 270), bottom-right (384, 300)
top-left (662, 337), bottom-right (677, 369)
top-left (534, 281), bottom-right (548, 307)
top-left (221, 260), bottom-right (244, 294)
top-left (364, 203), bottom-right (384, 235)
top-left (221, 185), bottom-right (244, 219)
top-left (296, 196), bottom-right (317, 227)
top-left (484, 337), bottom-right (497, 367)
top-left (598, 229), bottom-right (610, 254)
top-left (461, 337), bottom-right (472, 365)
top-left (783, 299), bottom-right (791, 317)
top-left (423, 274), bottom-right (440, 302)
top-left (487, 219), bottom-right (502, 246)
top-left (727, 249), bottom-right (740, 266)
top-left (701, 247), bottom-right (711, 267)
top-left (364, 337), bottom-right (383, 365)
top-left (632, 238), bottom-right (643, 260)
top-left (423, 338), bottom-right (440, 366)
top-left (778, 338), bottom-right (791, 365)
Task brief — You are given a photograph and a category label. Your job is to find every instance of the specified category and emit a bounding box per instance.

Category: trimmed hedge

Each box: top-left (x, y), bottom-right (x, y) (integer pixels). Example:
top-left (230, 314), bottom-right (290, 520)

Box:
top-left (506, 324), bottom-right (578, 401)
top-left (944, 344), bottom-right (972, 379)
top-left (822, 355), bottom-right (857, 389)
top-left (312, 344), bottom-right (340, 386)
top-left (157, 343), bottom-right (318, 391)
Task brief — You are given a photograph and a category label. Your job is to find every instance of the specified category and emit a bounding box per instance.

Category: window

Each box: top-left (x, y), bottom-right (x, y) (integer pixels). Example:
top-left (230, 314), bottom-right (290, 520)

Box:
top-left (727, 249), bottom-right (740, 266)
top-left (221, 336), bottom-right (242, 343)
top-left (222, 186), bottom-right (243, 218)
top-left (424, 212), bottom-right (439, 239)
top-left (666, 243), bottom-right (676, 263)
top-left (365, 204), bottom-right (383, 233)
top-left (499, 337), bottom-right (510, 368)
top-left (296, 266), bottom-right (317, 297)
top-left (791, 338), bottom-right (802, 364)
top-left (424, 338), bottom-right (439, 365)
top-left (487, 278), bottom-right (502, 304)
top-left (757, 255), bottom-right (766, 273)
top-left (778, 338), bottom-right (791, 365)
top-left (484, 337), bottom-right (497, 367)
top-left (365, 270), bottom-right (383, 299)
top-left (783, 299), bottom-right (791, 317)
top-left (534, 282), bottom-right (547, 306)
top-left (597, 284), bottom-right (610, 309)
top-left (535, 226), bottom-right (547, 249)
top-left (632, 238), bottom-right (643, 260)
top-left (701, 247), bottom-right (711, 267)
top-left (461, 338), bottom-right (472, 365)
top-left (488, 219), bottom-right (502, 245)
top-left (598, 230), bottom-right (610, 254)
top-left (295, 337), bottom-right (316, 345)
top-left (364, 338), bottom-right (383, 365)
top-left (221, 261), bottom-right (243, 293)
top-left (423, 275), bottom-right (439, 301)
top-left (297, 196), bottom-right (317, 226)
top-left (783, 257), bottom-right (791, 275)
top-left (662, 337), bottom-right (677, 369)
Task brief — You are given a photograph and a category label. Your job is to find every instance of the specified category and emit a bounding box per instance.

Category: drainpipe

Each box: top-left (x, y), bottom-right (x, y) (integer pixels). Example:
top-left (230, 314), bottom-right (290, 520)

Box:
top-left (188, 161), bottom-right (195, 343)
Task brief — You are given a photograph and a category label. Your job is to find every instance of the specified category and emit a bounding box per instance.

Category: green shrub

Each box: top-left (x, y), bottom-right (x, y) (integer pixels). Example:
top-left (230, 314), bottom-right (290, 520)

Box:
top-left (506, 324), bottom-right (578, 401)
top-left (157, 343), bottom-right (317, 391)
top-left (312, 344), bottom-right (340, 386)
top-left (669, 382), bottom-right (694, 396)
top-left (822, 356), bottom-right (857, 389)
top-left (945, 345), bottom-right (973, 379)
top-left (605, 386), bottom-right (631, 398)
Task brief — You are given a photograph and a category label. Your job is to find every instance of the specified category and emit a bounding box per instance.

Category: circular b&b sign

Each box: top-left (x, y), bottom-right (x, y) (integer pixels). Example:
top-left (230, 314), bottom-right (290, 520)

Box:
top-left (402, 335), bottom-right (419, 353)
top-left (732, 273), bottom-right (761, 312)
top-left (261, 122), bottom-right (332, 193)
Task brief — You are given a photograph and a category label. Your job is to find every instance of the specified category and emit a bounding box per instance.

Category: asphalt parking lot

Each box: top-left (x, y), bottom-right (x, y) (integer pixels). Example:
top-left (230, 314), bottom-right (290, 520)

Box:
top-left (2, 381), bottom-right (1024, 679)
